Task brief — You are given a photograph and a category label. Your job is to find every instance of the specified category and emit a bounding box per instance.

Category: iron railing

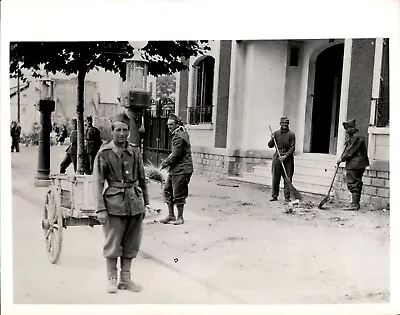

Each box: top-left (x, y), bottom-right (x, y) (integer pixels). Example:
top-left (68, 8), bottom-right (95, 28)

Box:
top-left (188, 106), bottom-right (213, 125)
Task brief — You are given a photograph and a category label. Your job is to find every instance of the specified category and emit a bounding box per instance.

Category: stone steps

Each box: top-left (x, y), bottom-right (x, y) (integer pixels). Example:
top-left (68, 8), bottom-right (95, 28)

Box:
top-left (239, 154), bottom-right (337, 196)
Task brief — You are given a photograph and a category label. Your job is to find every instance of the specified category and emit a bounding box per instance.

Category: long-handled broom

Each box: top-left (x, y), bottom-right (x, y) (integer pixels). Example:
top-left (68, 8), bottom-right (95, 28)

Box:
top-left (268, 126), bottom-right (303, 201)
top-left (318, 164), bottom-right (340, 209)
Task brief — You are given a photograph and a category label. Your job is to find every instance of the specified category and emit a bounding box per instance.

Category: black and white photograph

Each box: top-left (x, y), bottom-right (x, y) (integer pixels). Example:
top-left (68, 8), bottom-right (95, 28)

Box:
top-left (1, 1), bottom-right (399, 314)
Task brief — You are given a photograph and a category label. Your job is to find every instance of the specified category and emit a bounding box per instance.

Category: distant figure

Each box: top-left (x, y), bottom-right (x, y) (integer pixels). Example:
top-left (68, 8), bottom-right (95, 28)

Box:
top-left (337, 119), bottom-right (370, 210)
top-left (58, 125), bottom-right (68, 146)
top-left (10, 121), bottom-right (22, 152)
top-left (84, 116), bottom-right (102, 174)
top-left (59, 119), bottom-right (77, 173)
top-left (32, 122), bottom-right (41, 145)
top-left (53, 123), bottom-right (60, 137)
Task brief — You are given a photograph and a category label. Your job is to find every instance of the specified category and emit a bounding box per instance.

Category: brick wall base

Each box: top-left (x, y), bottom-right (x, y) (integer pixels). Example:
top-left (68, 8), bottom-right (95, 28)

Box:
top-left (192, 146), bottom-right (390, 210)
top-left (191, 147), bottom-right (272, 179)
top-left (333, 167), bottom-right (390, 210)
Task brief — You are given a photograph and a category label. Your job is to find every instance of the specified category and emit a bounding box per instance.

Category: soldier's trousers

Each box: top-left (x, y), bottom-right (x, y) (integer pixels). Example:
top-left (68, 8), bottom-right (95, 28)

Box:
top-left (59, 153), bottom-right (77, 173)
top-left (11, 137), bottom-right (20, 152)
top-left (163, 173), bottom-right (192, 205)
top-left (345, 168), bottom-right (365, 194)
top-left (102, 213), bottom-right (144, 259)
top-left (271, 157), bottom-right (294, 199)
top-left (85, 151), bottom-right (97, 175)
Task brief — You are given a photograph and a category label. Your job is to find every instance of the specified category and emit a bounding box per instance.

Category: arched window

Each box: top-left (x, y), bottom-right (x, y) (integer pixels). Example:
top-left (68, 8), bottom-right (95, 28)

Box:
top-left (189, 56), bottom-right (215, 124)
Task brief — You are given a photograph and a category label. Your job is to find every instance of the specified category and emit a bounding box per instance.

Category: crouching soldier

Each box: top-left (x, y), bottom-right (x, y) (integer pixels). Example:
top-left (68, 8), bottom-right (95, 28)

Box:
top-left (93, 112), bottom-right (149, 293)
top-left (337, 119), bottom-right (370, 210)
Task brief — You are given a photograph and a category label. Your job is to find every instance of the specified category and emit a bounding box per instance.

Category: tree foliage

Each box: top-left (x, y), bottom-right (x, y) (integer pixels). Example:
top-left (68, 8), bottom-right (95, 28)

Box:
top-left (10, 41), bottom-right (210, 174)
top-left (10, 41), bottom-right (210, 78)
top-left (156, 75), bottom-right (176, 99)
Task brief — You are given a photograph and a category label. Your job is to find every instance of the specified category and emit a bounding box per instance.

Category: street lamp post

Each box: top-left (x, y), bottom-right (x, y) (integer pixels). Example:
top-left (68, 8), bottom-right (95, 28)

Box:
top-left (34, 78), bottom-right (55, 187)
top-left (121, 41), bottom-right (151, 148)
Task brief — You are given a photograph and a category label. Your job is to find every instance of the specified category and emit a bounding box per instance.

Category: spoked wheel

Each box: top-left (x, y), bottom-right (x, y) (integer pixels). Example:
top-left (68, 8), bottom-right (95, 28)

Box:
top-left (42, 189), bottom-right (63, 264)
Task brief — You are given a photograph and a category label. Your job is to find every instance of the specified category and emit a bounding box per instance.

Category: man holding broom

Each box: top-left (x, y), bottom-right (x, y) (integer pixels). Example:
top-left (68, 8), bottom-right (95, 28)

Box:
top-left (159, 113), bottom-right (193, 225)
top-left (337, 119), bottom-right (369, 210)
top-left (268, 116), bottom-right (296, 203)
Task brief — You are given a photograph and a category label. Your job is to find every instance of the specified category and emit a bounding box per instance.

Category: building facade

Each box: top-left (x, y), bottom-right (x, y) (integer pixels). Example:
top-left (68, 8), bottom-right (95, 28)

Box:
top-left (175, 39), bottom-right (390, 209)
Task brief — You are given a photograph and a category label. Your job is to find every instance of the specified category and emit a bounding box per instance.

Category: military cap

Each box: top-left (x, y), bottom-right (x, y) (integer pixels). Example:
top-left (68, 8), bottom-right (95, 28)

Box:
top-left (280, 116), bottom-right (289, 122)
top-left (113, 112), bottom-right (130, 126)
top-left (168, 113), bottom-right (183, 125)
top-left (342, 119), bottom-right (356, 129)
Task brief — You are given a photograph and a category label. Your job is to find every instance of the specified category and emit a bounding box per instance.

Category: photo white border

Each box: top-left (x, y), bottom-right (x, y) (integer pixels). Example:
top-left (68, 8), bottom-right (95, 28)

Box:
top-left (1, 0), bottom-right (399, 314)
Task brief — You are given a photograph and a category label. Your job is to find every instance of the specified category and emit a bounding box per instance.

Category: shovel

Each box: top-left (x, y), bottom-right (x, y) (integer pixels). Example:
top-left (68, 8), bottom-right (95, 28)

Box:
top-left (318, 164), bottom-right (340, 209)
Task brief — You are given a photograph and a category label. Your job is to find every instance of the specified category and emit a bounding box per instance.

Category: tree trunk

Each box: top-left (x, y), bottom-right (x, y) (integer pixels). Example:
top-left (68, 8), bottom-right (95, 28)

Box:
top-left (76, 68), bottom-right (86, 175)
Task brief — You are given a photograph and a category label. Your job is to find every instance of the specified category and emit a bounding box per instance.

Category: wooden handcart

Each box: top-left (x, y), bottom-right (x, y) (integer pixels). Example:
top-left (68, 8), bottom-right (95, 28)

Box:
top-left (42, 174), bottom-right (100, 264)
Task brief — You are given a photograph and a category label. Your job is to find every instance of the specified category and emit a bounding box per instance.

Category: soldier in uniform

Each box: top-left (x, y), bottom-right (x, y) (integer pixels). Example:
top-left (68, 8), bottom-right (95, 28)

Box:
top-left (337, 119), bottom-right (370, 210)
top-left (10, 121), bottom-right (22, 152)
top-left (160, 113), bottom-right (193, 225)
top-left (59, 119), bottom-right (77, 173)
top-left (93, 112), bottom-right (149, 294)
top-left (84, 116), bottom-right (102, 174)
top-left (267, 116), bottom-right (296, 202)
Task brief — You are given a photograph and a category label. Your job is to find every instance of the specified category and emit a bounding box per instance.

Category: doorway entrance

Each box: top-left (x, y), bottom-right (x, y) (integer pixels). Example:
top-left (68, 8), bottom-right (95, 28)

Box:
top-left (310, 44), bottom-right (344, 154)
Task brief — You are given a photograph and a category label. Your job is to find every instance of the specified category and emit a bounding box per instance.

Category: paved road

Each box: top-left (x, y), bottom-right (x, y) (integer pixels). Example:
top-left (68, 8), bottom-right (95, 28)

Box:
top-left (9, 145), bottom-right (390, 304)
top-left (12, 194), bottom-right (239, 304)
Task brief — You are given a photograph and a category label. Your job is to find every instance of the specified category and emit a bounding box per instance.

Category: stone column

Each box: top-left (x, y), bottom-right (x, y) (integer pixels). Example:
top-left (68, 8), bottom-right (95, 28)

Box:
top-left (34, 100), bottom-right (55, 187)
top-left (336, 38), bottom-right (353, 158)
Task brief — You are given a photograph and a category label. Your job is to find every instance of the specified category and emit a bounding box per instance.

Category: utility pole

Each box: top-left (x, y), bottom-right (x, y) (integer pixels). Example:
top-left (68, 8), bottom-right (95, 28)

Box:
top-left (17, 68), bottom-right (21, 123)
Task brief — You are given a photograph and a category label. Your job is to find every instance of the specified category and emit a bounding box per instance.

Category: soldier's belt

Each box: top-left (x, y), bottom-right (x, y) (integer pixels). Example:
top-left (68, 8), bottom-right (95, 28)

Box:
top-left (108, 181), bottom-right (137, 188)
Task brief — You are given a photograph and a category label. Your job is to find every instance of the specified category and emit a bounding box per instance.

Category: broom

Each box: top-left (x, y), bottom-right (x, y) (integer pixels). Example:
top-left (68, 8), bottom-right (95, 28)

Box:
top-left (268, 125), bottom-right (303, 201)
top-left (318, 164), bottom-right (340, 209)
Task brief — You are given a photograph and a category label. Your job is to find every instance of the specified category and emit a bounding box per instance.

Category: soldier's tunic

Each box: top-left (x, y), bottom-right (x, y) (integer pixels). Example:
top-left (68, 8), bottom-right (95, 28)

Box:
top-left (93, 140), bottom-right (149, 259)
top-left (161, 126), bottom-right (193, 205)
top-left (60, 129), bottom-right (77, 173)
top-left (85, 125), bottom-right (102, 174)
top-left (339, 129), bottom-right (370, 195)
top-left (267, 129), bottom-right (296, 200)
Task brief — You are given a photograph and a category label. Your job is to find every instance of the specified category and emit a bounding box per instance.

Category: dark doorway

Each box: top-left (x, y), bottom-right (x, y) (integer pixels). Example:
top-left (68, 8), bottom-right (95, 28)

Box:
top-left (310, 44), bottom-right (344, 154)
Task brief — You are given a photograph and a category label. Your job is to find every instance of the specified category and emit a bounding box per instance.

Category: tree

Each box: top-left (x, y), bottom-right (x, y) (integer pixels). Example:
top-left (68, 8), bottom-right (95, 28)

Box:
top-left (156, 75), bottom-right (176, 99)
top-left (10, 41), bottom-right (210, 174)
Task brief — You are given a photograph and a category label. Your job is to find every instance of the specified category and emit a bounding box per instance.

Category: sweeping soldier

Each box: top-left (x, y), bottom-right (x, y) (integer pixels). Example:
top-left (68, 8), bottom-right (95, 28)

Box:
top-left (160, 113), bottom-right (193, 225)
top-left (337, 119), bottom-right (370, 210)
top-left (268, 116), bottom-right (296, 202)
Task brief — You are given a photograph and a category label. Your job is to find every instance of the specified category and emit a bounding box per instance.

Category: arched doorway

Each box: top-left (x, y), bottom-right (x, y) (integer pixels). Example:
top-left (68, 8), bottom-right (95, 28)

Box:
top-left (310, 44), bottom-right (344, 154)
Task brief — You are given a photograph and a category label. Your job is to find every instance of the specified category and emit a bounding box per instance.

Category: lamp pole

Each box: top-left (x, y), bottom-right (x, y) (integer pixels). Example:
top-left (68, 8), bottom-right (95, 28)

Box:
top-left (34, 78), bottom-right (55, 187)
top-left (122, 41), bottom-right (151, 150)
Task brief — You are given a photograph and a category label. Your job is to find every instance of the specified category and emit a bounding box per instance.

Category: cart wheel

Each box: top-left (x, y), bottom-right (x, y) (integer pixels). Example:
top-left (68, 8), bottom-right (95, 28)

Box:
top-left (43, 189), bottom-right (63, 264)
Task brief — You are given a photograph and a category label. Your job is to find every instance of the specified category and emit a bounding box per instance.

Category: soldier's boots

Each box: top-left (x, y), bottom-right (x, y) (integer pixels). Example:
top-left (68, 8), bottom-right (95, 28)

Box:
top-left (342, 193), bottom-right (361, 211)
top-left (106, 258), bottom-right (118, 294)
top-left (160, 204), bottom-right (176, 224)
top-left (118, 271), bottom-right (142, 292)
top-left (107, 278), bottom-right (118, 294)
top-left (118, 258), bottom-right (141, 292)
top-left (160, 214), bottom-right (176, 224)
top-left (173, 205), bottom-right (184, 225)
